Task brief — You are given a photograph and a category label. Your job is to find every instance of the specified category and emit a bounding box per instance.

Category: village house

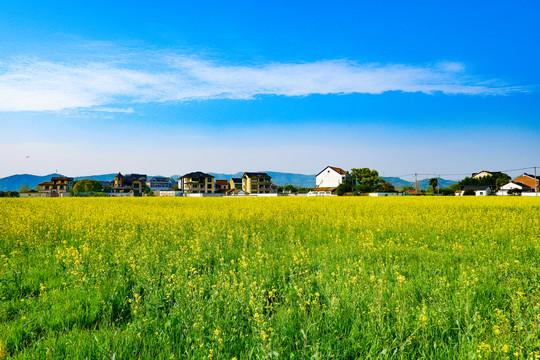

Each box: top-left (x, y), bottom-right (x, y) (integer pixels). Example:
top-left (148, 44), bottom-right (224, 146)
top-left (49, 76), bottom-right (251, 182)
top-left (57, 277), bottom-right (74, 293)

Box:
top-left (38, 176), bottom-right (74, 197)
top-left (512, 173), bottom-right (539, 192)
top-left (179, 171), bottom-right (215, 194)
top-left (455, 185), bottom-right (492, 196)
top-left (241, 172), bottom-right (276, 194)
top-left (215, 180), bottom-right (229, 193)
top-left (308, 166), bottom-right (349, 196)
top-left (229, 178), bottom-right (242, 190)
top-left (146, 176), bottom-right (174, 191)
top-left (226, 188), bottom-right (246, 196)
top-left (472, 170), bottom-right (502, 179)
top-left (111, 173), bottom-right (147, 196)
top-left (496, 181), bottom-right (532, 196)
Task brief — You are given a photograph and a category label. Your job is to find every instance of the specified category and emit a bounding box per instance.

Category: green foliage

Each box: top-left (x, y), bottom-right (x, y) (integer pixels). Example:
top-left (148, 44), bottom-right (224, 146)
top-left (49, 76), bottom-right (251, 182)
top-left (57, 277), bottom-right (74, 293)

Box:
top-left (350, 168), bottom-right (383, 193)
top-left (463, 189), bottom-right (476, 196)
top-left (0, 191), bottom-right (19, 197)
top-left (279, 184), bottom-right (313, 194)
top-left (459, 173), bottom-right (510, 189)
top-left (336, 182), bottom-right (353, 196)
top-left (507, 188), bottom-right (522, 195)
top-left (72, 179), bottom-right (103, 195)
top-left (429, 178), bottom-right (439, 189)
top-left (377, 181), bottom-right (395, 192)
top-left (18, 185), bottom-right (32, 193)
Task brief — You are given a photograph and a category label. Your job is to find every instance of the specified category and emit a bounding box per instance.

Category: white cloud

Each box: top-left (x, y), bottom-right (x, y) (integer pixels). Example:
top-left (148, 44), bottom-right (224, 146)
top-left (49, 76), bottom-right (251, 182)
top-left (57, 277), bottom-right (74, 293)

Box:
top-left (0, 51), bottom-right (520, 112)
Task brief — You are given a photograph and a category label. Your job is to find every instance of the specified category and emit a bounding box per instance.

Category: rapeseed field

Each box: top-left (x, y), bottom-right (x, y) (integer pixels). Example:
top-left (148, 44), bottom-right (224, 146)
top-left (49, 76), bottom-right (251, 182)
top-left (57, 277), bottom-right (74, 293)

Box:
top-left (1, 197), bottom-right (539, 359)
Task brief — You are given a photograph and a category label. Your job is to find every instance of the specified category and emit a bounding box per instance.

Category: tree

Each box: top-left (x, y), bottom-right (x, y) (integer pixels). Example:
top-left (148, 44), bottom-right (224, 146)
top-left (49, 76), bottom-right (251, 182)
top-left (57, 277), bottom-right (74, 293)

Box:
top-left (351, 168), bottom-right (383, 193)
top-left (429, 178), bottom-right (439, 189)
top-left (336, 182), bottom-right (352, 196)
top-left (378, 181), bottom-right (395, 192)
top-left (72, 179), bottom-right (103, 195)
top-left (19, 185), bottom-right (32, 193)
top-left (463, 189), bottom-right (475, 196)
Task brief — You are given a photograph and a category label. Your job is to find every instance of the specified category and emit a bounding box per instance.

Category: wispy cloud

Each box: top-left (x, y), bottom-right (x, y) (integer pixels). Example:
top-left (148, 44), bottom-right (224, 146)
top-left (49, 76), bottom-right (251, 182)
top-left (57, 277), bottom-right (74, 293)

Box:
top-left (0, 49), bottom-right (521, 112)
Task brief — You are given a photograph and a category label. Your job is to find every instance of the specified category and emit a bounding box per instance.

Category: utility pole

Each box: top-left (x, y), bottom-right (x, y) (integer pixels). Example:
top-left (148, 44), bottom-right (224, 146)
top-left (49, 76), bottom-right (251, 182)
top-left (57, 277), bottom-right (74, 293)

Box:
top-left (535, 167), bottom-right (538, 193)
top-left (415, 173), bottom-right (418, 194)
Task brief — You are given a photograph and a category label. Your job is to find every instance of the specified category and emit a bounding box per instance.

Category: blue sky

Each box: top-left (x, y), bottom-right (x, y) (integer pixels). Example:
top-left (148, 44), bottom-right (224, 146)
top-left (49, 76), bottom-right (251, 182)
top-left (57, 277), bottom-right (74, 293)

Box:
top-left (1, 1), bottom-right (539, 179)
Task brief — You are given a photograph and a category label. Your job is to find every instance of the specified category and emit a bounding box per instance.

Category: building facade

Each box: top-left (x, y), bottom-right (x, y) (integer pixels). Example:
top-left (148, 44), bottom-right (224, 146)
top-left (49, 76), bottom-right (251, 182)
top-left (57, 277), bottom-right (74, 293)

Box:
top-left (241, 172), bottom-right (276, 194)
top-left (179, 171), bottom-right (215, 194)
top-left (146, 176), bottom-right (174, 191)
top-left (308, 166), bottom-right (349, 196)
top-left (38, 176), bottom-right (74, 197)
top-left (112, 173), bottom-right (147, 196)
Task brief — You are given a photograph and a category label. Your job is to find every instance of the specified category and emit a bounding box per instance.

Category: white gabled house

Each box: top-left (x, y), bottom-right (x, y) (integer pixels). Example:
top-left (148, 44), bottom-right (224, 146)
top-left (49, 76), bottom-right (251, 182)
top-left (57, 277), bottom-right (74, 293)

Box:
top-left (308, 166), bottom-right (349, 196)
top-left (496, 181), bottom-right (531, 196)
top-left (455, 185), bottom-right (492, 196)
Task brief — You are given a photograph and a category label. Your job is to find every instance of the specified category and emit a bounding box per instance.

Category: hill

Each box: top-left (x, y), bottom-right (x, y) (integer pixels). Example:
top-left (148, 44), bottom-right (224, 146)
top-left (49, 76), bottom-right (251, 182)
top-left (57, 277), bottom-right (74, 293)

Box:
top-left (382, 177), bottom-right (457, 190)
top-left (1, 172), bottom-right (456, 192)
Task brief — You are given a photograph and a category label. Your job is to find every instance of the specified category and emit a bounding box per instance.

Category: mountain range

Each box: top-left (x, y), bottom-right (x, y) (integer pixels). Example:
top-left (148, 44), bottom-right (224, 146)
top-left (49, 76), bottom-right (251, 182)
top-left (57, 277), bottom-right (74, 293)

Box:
top-left (0, 172), bottom-right (456, 192)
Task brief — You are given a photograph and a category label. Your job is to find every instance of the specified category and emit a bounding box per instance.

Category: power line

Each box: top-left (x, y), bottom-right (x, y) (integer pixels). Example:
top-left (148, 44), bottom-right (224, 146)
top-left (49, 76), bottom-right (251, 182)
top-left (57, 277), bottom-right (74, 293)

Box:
top-left (387, 166), bottom-right (536, 179)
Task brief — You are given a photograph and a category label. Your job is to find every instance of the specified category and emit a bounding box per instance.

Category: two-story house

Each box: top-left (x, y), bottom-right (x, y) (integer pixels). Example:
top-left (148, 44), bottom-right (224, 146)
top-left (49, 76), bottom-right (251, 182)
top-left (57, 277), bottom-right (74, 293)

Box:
top-left (308, 166), bottom-right (349, 196)
top-left (242, 172), bottom-right (276, 194)
top-left (38, 176), bottom-right (74, 197)
top-left (112, 173), bottom-right (147, 196)
top-left (146, 176), bottom-right (174, 191)
top-left (179, 171), bottom-right (215, 194)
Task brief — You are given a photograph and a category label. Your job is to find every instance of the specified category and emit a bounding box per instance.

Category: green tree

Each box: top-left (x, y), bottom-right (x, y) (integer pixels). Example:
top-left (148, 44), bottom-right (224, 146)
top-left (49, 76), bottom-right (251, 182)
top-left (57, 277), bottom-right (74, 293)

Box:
top-left (378, 181), bottom-right (395, 192)
top-left (72, 179), bottom-right (103, 195)
top-left (336, 182), bottom-right (352, 196)
top-left (19, 185), bottom-right (32, 193)
top-left (429, 177), bottom-right (439, 189)
top-left (351, 168), bottom-right (383, 193)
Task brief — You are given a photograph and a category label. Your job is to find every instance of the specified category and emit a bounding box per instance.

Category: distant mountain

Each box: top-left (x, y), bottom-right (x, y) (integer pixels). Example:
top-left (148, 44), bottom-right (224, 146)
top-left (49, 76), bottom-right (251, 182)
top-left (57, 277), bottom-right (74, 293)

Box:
top-left (382, 177), bottom-right (457, 190)
top-left (1, 172), bottom-right (456, 192)
top-left (0, 173), bottom-right (117, 191)
top-left (0, 173), bottom-right (63, 192)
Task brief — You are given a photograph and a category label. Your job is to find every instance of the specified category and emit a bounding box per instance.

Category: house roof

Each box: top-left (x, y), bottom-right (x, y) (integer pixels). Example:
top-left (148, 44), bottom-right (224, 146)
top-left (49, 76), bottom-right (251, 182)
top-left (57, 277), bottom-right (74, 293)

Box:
top-left (226, 188), bottom-right (245, 195)
top-left (462, 185), bottom-right (491, 191)
top-left (522, 173), bottom-right (540, 180)
top-left (123, 174), bottom-right (147, 183)
top-left (51, 176), bottom-right (73, 181)
top-left (507, 181), bottom-right (532, 190)
top-left (38, 181), bottom-right (54, 186)
top-left (471, 170), bottom-right (501, 177)
top-left (243, 172), bottom-right (271, 178)
top-left (181, 171), bottom-right (214, 179)
top-left (316, 166), bottom-right (349, 177)
top-left (148, 176), bottom-right (171, 182)
top-left (216, 180), bottom-right (228, 186)
top-left (230, 178), bottom-right (242, 183)
top-left (311, 187), bottom-right (337, 192)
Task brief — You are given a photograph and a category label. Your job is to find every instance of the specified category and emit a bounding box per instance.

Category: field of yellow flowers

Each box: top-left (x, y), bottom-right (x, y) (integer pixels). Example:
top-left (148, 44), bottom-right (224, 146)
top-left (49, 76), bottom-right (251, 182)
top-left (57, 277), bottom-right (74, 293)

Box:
top-left (1, 197), bottom-right (540, 359)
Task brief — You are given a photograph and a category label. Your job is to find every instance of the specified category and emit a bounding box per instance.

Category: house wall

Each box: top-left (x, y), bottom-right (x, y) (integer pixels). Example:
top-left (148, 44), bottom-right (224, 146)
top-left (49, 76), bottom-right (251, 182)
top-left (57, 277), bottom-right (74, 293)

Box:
top-left (472, 171), bottom-right (493, 179)
top-left (316, 168), bottom-right (346, 188)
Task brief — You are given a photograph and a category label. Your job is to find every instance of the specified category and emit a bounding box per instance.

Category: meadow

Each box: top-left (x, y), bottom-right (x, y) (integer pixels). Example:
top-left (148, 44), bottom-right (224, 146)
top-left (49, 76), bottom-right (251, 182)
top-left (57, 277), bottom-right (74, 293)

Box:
top-left (0, 197), bottom-right (539, 359)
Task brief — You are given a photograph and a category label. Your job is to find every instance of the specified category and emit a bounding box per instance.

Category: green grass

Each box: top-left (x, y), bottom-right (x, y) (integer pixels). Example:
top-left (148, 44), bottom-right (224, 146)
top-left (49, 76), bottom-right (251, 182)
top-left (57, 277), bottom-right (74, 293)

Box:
top-left (0, 197), bottom-right (539, 359)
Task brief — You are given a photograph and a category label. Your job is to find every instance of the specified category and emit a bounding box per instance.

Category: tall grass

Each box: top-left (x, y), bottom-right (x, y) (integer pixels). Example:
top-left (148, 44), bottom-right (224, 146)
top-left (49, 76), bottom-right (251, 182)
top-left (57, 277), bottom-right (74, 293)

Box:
top-left (0, 197), bottom-right (539, 359)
